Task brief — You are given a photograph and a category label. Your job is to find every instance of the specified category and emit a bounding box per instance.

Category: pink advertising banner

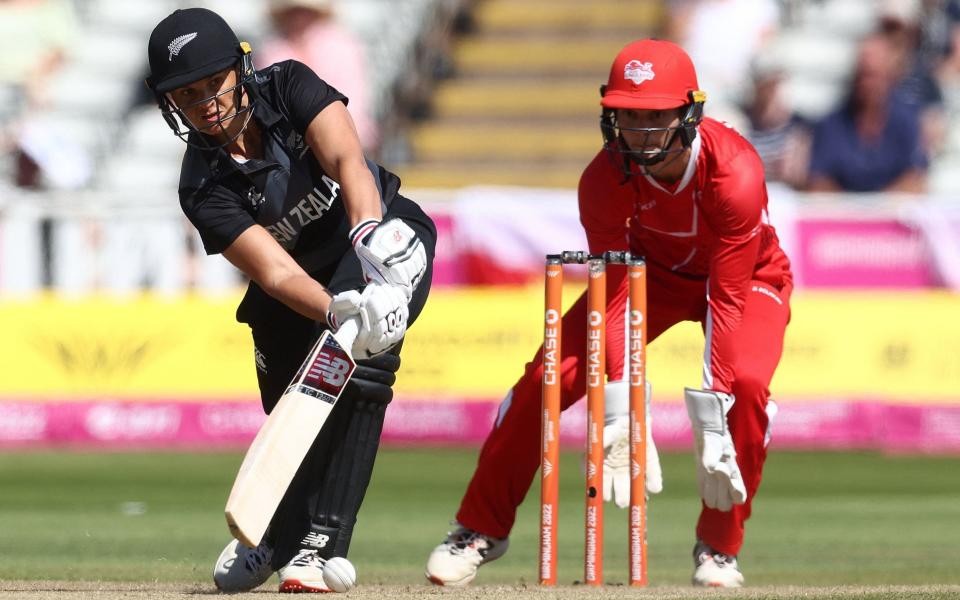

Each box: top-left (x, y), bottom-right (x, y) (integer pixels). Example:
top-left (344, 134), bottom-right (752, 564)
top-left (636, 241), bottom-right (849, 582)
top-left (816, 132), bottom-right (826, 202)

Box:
top-left (794, 219), bottom-right (934, 288)
top-left (425, 208), bottom-right (464, 286)
top-left (2, 398), bottom-right (959, 453)
top-left (428, 190), bottom-right (960, 289)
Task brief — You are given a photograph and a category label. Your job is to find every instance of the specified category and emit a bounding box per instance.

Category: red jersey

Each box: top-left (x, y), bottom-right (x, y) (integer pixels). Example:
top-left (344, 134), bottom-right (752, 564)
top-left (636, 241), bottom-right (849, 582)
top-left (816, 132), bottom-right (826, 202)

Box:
top-left (578, 117), bottom-right (792, 392)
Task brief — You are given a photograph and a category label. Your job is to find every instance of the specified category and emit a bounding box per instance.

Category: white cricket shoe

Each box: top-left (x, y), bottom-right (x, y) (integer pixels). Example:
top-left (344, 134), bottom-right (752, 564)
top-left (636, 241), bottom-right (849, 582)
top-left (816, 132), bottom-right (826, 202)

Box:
top-left (425, 525), bottom-right (509, 586)
top-left (213, 537), bottom-right (274, 592)
top-left (278, 549), bottom-right (332, 593)
top-left (692, 540), bottom-right (744, 588)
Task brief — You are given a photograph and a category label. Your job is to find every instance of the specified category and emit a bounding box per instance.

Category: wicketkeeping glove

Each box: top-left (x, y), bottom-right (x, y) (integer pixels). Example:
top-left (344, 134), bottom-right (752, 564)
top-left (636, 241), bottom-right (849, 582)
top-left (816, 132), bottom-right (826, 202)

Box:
top-left (684, 387), bottom-right (747, 512)
top-left (602, 380), bottom-right (662, 508)
top-left (349, 218), bottom-right (427, 301)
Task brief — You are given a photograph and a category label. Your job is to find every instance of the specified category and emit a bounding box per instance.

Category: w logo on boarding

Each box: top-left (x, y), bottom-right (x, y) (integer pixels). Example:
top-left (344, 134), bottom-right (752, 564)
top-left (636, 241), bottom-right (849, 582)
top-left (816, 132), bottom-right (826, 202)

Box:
top-left (543, 458), bottom-right (554, 478)
top-left (168, 32), bottom-right (197, 60)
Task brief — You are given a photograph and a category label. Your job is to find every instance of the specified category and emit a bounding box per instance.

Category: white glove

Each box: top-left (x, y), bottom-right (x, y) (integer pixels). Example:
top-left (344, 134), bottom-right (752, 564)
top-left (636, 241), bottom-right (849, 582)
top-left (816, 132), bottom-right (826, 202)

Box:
top-left (349, 218), bottom-right (427, 301)
top-left (601, 380), bottom-right (662, 509)
top-left (684, 388), bottom-right (747, 512)
top-left (352, 282), bottom-right (409, 359)
top-left (326, 290), bottom-right (363, 331)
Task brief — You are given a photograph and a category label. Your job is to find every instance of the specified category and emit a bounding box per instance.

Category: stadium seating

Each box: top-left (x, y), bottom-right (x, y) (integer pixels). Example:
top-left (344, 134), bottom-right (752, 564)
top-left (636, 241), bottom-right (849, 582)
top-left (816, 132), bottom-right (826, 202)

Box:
top-left (395, 0), bottom-right (665, 189)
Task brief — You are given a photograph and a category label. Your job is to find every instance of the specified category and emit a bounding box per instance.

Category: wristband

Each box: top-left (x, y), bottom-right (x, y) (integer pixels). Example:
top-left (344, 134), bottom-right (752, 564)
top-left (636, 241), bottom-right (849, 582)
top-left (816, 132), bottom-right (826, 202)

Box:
top-left (325, 310), bottom-right (339, 331)
top-left (348, 218), bottom-right (380, 248)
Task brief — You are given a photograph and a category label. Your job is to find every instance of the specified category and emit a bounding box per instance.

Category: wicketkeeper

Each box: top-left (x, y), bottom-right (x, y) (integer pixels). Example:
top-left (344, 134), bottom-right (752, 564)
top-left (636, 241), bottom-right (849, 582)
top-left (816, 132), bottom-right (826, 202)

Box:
top-left (145, 8), bottom-right (435, 593)
top-left (425, 39), bottom-right (792, 588)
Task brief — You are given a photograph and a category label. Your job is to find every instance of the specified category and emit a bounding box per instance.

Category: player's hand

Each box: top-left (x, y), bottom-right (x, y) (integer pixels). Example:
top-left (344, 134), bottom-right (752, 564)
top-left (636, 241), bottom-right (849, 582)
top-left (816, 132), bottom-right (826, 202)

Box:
top-left (326, 290), bottom-right (363, 331)
top-left (349, 218), bottom-right (427, 301)
top-left (353, 282), bottom-right (409, 359)
top-left (601, 381), bottom-right (663, 508)
top-left (684, 388), bottom-right (747, 511)
top-left (600, 381), bottom-right (662, 509)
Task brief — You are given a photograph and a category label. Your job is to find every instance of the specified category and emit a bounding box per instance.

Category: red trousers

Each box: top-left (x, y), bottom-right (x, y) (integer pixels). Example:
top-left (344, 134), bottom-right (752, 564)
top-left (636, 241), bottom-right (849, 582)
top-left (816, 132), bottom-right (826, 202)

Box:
top-left (456, 266), bottom-right (791, 556)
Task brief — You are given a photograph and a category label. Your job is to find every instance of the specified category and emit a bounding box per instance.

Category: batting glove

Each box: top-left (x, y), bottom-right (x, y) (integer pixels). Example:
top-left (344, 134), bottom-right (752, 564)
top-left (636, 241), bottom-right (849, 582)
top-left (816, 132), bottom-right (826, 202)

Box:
top-left (353, 282), bottom-right (409, 359)
top-left (326, 290), bottom-right (363, 332)
top-left (349, 218), bottom-right (427, 301)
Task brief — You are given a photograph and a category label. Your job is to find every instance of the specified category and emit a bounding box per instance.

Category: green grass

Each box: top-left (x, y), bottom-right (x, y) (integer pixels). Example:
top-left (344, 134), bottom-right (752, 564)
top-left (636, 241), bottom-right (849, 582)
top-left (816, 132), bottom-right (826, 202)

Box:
top-left (0, 449), bottom-right (957, 587)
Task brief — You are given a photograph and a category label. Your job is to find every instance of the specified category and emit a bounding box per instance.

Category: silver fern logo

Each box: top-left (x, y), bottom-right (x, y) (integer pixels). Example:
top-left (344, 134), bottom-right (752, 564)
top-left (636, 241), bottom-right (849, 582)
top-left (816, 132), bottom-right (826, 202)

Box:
top-left (167, 32), bottom-right (198, 61)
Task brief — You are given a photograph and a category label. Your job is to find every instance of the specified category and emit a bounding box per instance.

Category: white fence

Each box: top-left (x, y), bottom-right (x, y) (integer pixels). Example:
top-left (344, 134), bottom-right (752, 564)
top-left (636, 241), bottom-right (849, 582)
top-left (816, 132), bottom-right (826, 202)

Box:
top-left (0, 187), bottom-right (240, 296)
top-left (2, 184), bottom-right (960, 295)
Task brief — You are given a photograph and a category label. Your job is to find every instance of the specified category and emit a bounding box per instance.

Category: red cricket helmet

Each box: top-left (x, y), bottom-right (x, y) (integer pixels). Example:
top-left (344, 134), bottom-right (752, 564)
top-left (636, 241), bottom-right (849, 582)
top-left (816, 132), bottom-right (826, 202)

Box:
top-left (599, 39), bottom-right (707, 172)
top-left (601, 39), bottom-right (700, 110)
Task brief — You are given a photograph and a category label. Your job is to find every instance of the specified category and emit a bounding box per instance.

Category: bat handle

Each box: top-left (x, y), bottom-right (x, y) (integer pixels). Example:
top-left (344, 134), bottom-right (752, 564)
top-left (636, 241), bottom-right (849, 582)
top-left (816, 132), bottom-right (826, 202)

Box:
top-left (333, 316), bottom-right (361, 353)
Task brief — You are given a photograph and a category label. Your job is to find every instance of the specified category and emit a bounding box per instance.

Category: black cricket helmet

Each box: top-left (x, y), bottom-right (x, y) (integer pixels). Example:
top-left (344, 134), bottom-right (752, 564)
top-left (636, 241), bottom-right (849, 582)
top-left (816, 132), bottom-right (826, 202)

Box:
top-left (145, 8), bottom-right (256, 148)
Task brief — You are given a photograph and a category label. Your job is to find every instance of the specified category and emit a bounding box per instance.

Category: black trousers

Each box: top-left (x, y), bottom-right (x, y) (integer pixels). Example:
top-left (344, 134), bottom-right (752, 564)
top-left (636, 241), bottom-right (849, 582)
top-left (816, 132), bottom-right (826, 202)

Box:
top-left (243, 213), bottom-right (434, 567)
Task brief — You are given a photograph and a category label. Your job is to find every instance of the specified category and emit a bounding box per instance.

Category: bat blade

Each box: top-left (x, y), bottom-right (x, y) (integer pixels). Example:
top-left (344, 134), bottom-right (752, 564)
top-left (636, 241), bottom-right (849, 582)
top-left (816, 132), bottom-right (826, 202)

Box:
top-left (225, 322), bottom-right (358, 548)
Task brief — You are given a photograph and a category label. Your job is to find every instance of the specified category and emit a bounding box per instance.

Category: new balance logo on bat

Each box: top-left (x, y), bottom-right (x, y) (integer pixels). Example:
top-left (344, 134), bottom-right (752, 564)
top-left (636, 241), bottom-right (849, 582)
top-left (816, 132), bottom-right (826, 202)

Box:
top-left (168, 33), bottom-right (197, 61)
top-left (311, 352), bottom-right (351, 387)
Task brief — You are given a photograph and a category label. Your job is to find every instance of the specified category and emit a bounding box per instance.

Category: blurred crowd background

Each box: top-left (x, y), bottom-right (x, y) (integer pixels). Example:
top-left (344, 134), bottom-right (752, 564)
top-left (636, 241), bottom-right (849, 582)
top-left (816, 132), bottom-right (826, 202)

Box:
top-left (1, 0), bottom-right (960, 295)
top-left (1, 1), bottom-right (959, 453)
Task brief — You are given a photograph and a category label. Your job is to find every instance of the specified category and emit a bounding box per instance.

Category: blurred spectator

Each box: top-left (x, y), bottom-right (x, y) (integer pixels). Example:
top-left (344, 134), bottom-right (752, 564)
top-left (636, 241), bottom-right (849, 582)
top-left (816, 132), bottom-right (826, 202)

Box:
top-left (0, 0), bottom-right (78, 183)
top-left (878, 0), bottom-right (946, 157)
top-left (807, 34), bottom-right (927, 193)
top-left (911, 0), bottom-right (959, 70)
top-left (0, 0), bottom-right (76, 110)
top-left (667, 0), bottom-right (780, 120)
top-left (935, 1), bottom-right (960, 148)
top-left (936, 0), bottom-right (960, 76)
top-left (259, 0), bottom-right (379, 152)
top-left (741, 55), bottom-right (810, 188)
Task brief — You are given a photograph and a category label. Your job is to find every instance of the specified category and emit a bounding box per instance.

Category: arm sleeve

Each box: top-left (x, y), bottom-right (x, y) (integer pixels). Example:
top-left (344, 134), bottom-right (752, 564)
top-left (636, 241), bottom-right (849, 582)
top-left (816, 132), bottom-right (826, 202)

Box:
top-left (273, 60), bottom-right (348, 135)
top-left (180, 185), bottom-right (256, 255)
top-left (704, 150), bottom-right (765, 393)
top-left (578, 158), bottom-right (632, 306)
top-left (578, 160), bottom-right (630, 255)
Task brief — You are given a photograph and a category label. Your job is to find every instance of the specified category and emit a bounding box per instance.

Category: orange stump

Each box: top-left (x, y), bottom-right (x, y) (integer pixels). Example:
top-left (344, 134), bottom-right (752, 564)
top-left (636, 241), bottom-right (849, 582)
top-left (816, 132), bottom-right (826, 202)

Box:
top-left (539, 251), bottom-right (648, 587)
top-left (540, 258), bottom-right (563, 586)
top-left (584, 258), bottom-right (606, 585)
top-left (628, 259), bottom-right (648, 587)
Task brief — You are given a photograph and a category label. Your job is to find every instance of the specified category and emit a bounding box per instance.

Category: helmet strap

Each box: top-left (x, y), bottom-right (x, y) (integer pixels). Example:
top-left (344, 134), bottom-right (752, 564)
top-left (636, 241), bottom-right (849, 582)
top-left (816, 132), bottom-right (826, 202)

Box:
top-left (679, 90), bottom-right (706, 147)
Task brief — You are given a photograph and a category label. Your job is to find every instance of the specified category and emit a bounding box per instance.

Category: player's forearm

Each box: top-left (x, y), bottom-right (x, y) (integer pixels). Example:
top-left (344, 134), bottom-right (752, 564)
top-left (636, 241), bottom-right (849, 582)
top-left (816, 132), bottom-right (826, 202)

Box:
top-left (222, 226), bottom-right (334, 324)
top-left (261, 271), bottom-right (333, 324)
top-left (338, 157), bottom-right (383, 227)
top-left (704, 235), bottom-right (761, 392)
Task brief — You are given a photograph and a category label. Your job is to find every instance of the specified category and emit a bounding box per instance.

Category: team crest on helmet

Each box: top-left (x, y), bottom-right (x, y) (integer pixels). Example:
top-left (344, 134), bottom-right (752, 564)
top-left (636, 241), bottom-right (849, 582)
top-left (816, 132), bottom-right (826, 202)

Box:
top-left (624, 60), bottom-right (655, 85)
top-left (168, 32), bottom-right (198, 61)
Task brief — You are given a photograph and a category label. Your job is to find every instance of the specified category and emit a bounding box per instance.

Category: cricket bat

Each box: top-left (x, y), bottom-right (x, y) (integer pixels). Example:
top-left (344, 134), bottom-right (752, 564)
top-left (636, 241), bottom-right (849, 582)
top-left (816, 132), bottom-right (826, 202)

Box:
top-left (225, 318), bottom-right (360, 548)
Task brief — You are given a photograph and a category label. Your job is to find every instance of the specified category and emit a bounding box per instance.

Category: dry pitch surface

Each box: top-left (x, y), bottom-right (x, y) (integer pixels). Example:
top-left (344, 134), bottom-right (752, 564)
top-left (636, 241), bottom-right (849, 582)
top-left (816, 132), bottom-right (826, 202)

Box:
top-left (1, 583), bottom-right (959, 600)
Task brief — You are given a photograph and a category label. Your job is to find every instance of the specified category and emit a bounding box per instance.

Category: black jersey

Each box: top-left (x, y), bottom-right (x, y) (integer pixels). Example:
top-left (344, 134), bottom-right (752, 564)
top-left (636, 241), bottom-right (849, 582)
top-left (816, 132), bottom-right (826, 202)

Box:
top-left (176, 60), bottom-right (435, 328)
top-left (178, 60), bottom-right (401, 275)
